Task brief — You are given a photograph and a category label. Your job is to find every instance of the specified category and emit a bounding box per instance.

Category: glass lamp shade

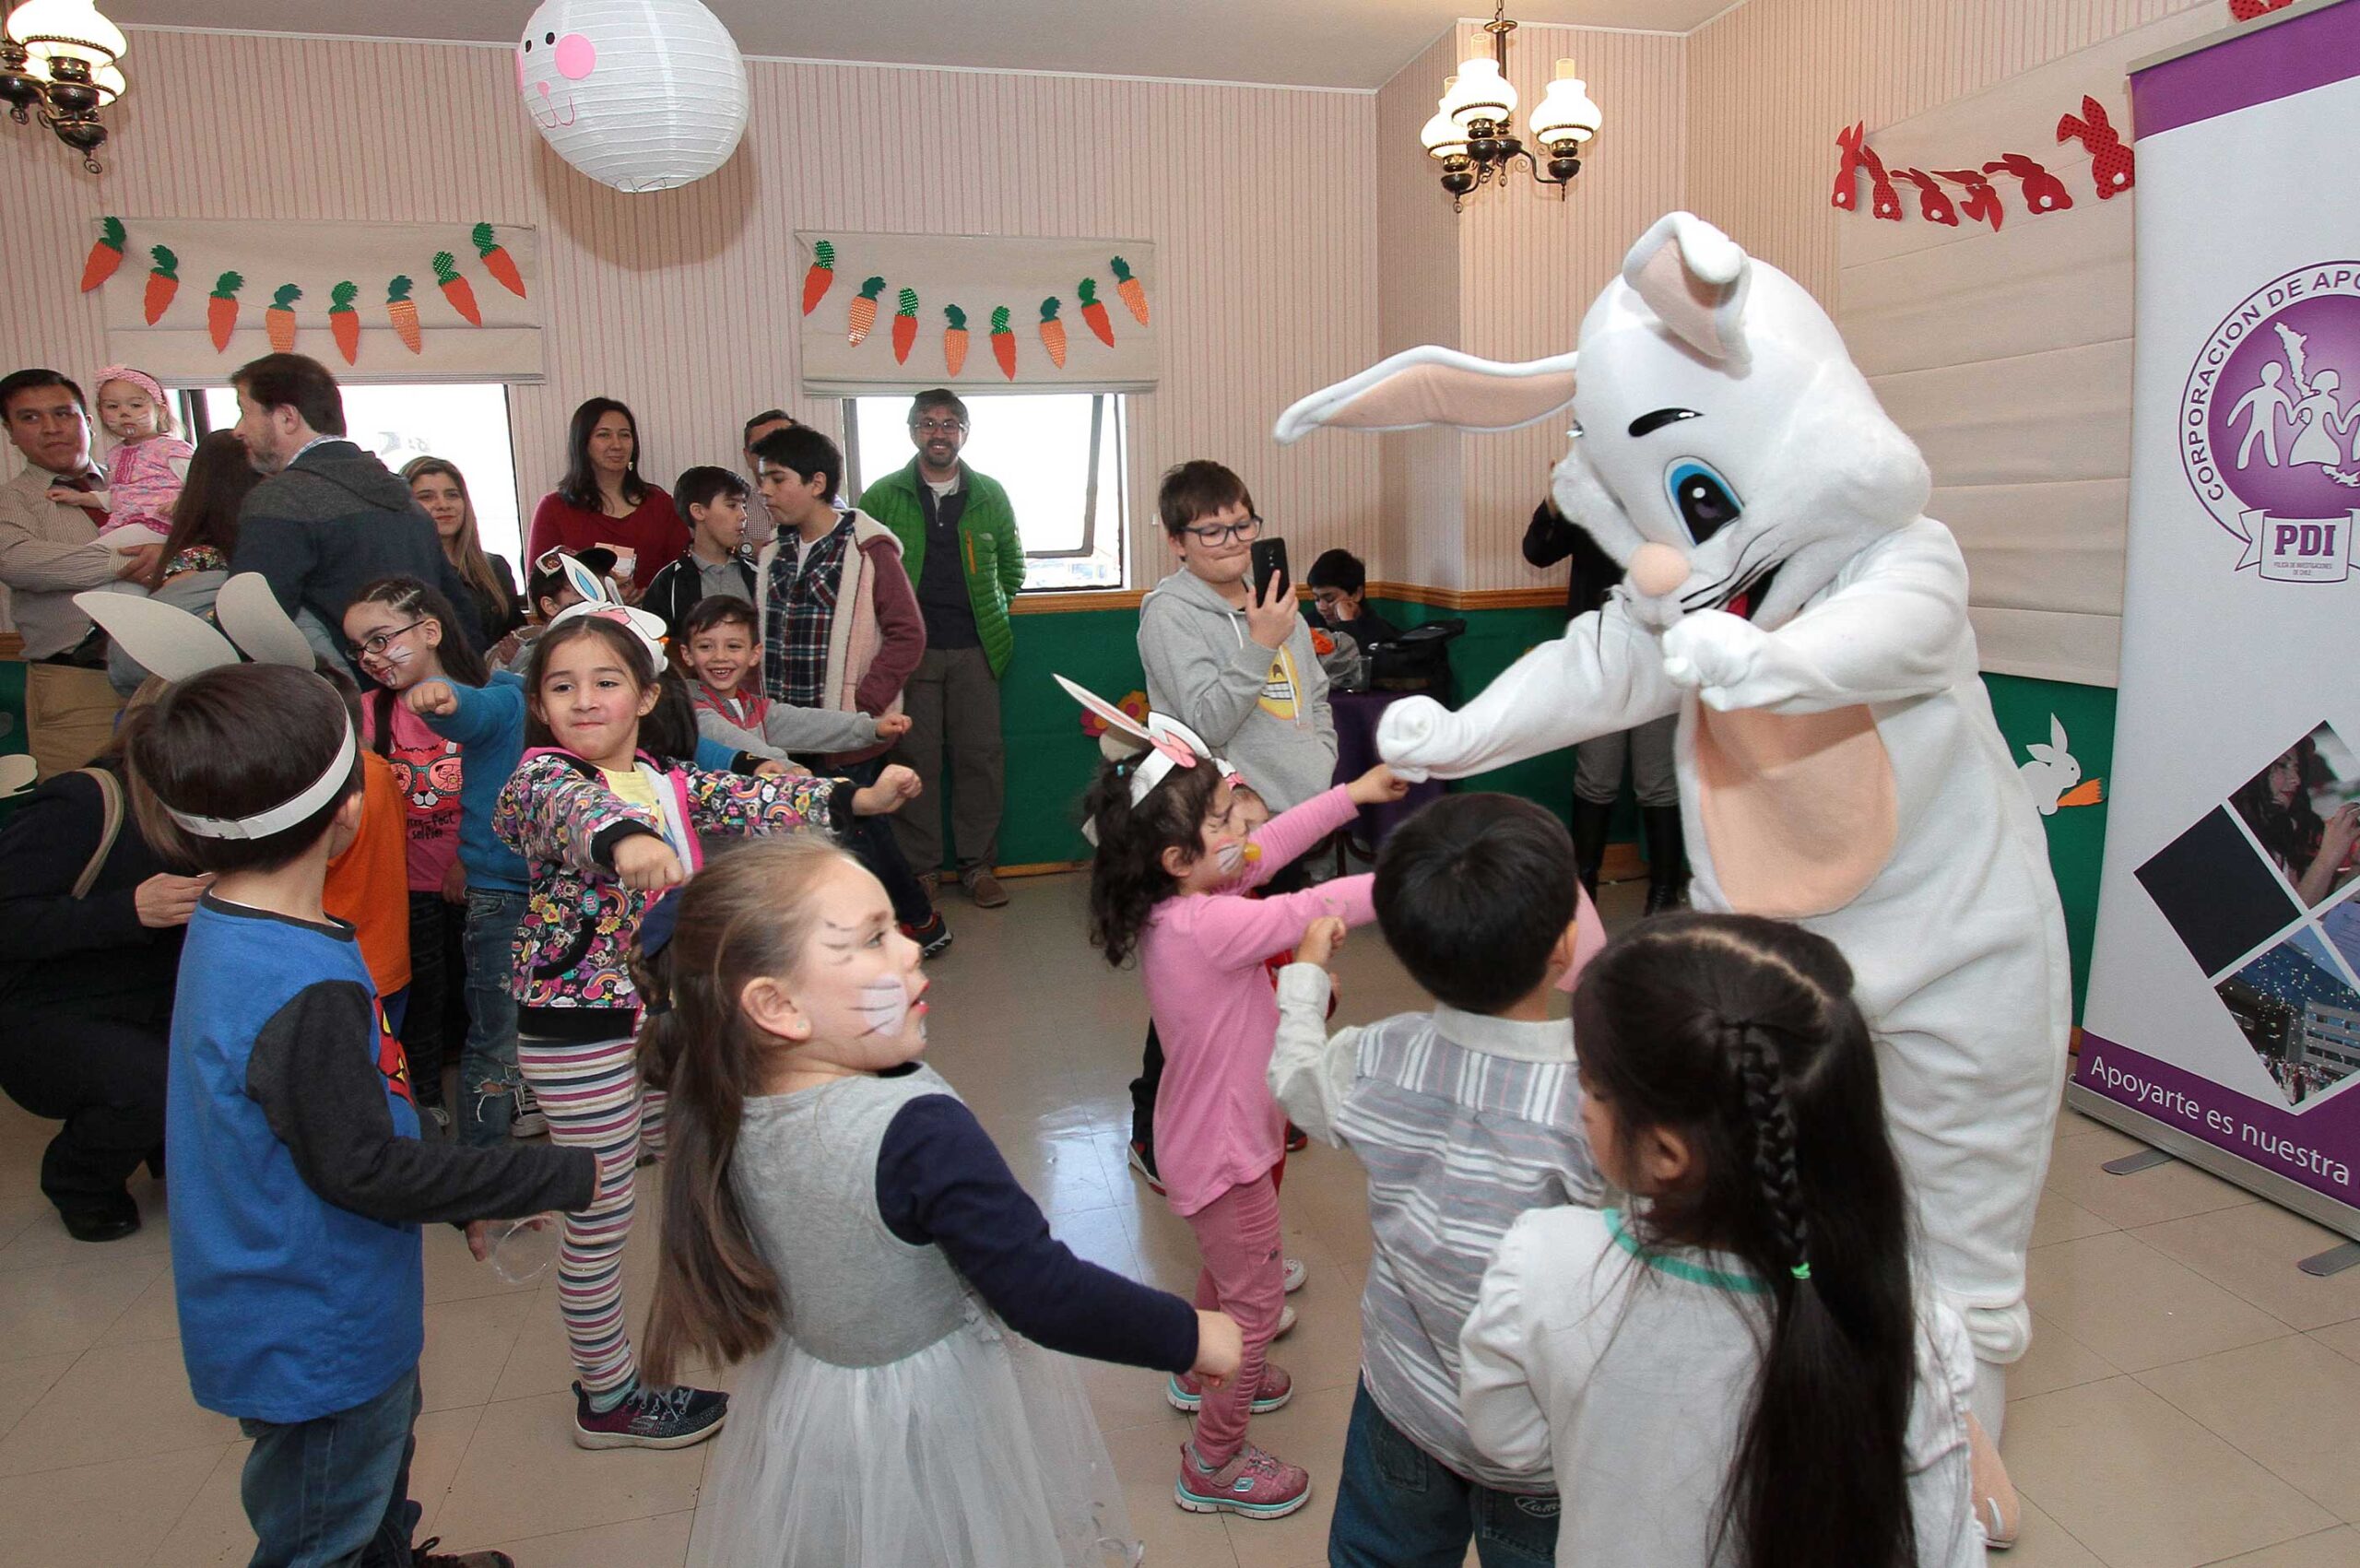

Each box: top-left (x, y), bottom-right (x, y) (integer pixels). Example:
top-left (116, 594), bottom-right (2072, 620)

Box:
top-left (6, 0), bottom-right (129, 67)
top-left (1441, 56), bottom-right (1516, 130)
top-left (1529, 68), bottom-right (1601, 146)
top-left (88, 59), bottom-right (121, 103)
top-left (1420, 107), bottom-right (1469, 161)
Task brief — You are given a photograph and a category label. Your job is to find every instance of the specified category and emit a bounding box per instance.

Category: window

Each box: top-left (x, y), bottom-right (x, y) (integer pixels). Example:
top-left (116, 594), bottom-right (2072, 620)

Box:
top-left (842, 394), bottom-right (1127, 592)
top-left (187, 383), bottom-right (525, 569)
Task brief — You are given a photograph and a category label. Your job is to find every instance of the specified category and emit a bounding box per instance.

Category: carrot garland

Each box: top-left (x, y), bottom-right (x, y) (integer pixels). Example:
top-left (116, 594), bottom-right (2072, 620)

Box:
top-left (1110, 255), bottom-right (1150, 325)
top-left (265, 285), bottom-right (302, 353)
top-left (472, 222), bottom-right (526, 298)
top-left (142, 246), bottom-right (180, 324)
top-left (329, 281), bottom-right (361, 365)
top-left (1038, 297), bottom-right (1068, 369)
top-left (989, 306), bottom-right (1017, 380)
top-left (1077, 277), bottom-right (1115, 348)
top-left (847, 276), bottom-right (887, 345)
top-left (80, 217), bottom-right (125, 292)
top-left (943, 304), bottom-right (970, 376)
top-left (386, 276), bottom-right (422, 354)
top-left (802, 239), bottom-right (836, 316)
top-left (891, 288), bottom-right (920, 364)
top-left (431, 252), bottom-right (482, 326)
top-left (206, 272), bottom-right (245, 352)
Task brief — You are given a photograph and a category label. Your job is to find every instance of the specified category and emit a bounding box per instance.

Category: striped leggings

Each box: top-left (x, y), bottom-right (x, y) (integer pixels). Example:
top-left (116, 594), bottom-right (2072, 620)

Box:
top-left (515, 1031), bottom-right (667, 1402)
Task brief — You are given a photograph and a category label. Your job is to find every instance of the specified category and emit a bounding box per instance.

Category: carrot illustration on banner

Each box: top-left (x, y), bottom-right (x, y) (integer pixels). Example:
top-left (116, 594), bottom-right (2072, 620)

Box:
top-left (266, 285), bottom-right (302, 353)
top-left (206, 272), bottom-right (245, 352)
top-left (472, 223), bottom-right (527, 297)
top-left (386, 276), bottom-right (422, 354)
top-left (943, 304), bottom-right (970, 376)
top-left (847, 276), bottom-right (886, 345)
top-left (989, 306), bottom-right (1017, 380)
top-left (142, 246), bottom-right (179, 324)
top-left (81, 218), bottom-right (125, 292)
top-left (329, 282), bottom-right (361, 365)
top-left (1077, 278), bottom-right (1115, 348)
top-left (431, 252), bottom-right (482, 325)
top-left (891, 288), bottom-right (920, 364)
top-left (1038, 298), bottom-right (1067, 369)
top-left (802, 240), bottom-right (836, 316)
top-left (1110, 255), bottom-right (1149, 324)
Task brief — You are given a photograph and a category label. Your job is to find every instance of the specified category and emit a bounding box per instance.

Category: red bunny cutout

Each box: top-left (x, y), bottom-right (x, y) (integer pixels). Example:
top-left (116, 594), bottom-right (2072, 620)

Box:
top-left (1933, 168), bottom-right (2006, 231)
top-left (1833, 122), bottom-right (1868, 211)
top-left (2230, 0), bottom-right (2295, 18)
top-left (1858, 139), bottom-right (1904, 221)
top-left (2057, 95), bottom-right (2135, 198)
top-left (1983, 153), bottom-right (2074, 215)
top-left (1895, 169), bottom-right (1960, 226)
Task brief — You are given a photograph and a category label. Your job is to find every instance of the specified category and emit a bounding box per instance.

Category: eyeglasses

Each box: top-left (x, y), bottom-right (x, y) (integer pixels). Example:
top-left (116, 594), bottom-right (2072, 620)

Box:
top-left (912, 419), bottom-right (966, 435)
top-left (348, 618), bottom-right (424, 658)
top-left (1184, 515), bottom-right (1263, 546)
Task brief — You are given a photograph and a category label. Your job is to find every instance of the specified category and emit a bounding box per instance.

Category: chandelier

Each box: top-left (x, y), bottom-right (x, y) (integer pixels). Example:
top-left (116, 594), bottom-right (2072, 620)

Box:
top-left (0, 0), bottom-right (128, 174)
top-left (1420, 2), bottom-right (1601, 212)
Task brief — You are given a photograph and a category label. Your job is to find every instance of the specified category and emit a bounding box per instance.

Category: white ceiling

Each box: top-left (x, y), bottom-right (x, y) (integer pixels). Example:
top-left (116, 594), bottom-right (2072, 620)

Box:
top-left (109, 1), bottom-right (1738, 90)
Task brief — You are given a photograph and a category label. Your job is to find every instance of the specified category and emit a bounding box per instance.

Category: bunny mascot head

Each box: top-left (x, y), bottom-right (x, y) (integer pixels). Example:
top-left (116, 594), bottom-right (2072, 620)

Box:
top-left (1279, 213), bottom-right (2071, 1426)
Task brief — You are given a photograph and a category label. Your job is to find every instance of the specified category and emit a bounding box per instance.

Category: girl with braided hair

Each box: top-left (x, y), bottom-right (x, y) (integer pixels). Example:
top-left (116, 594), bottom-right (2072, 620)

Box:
top-left (1458, 912), bottom-right (2012, 1565)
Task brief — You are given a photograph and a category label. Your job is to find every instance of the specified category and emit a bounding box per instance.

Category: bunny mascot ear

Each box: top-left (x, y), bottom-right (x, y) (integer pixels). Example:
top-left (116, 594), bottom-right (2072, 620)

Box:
top-left (74, 590), bottom-right (241, 680)
top-left (1273, 345), bottom-right (1578, 443)
top-left (214, 574), bottom-right (321, 668)
top-left (1620, 211), bottom-right (1752, 366)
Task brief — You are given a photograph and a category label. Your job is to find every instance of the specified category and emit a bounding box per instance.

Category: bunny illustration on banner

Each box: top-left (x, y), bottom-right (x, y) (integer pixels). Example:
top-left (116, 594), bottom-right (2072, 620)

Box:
top-left (1272, 211), bottom-right (2071, 1436)
top-left (1934, 166), bottom-right (2007, 230)
top-left (1983, 153), bottom-right (2074, 215)
top-left (1832, 123), bottom-right (1903, 218)
top-left (2019, 714), bottom-right (2105, 816)
top-left (2057, 96), bottom-right (2136, 198)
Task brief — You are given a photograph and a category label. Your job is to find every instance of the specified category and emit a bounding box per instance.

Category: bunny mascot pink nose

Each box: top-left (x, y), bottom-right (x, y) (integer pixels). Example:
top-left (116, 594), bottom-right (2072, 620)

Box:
top-left (1627, 541), bottom-right (1690, 597)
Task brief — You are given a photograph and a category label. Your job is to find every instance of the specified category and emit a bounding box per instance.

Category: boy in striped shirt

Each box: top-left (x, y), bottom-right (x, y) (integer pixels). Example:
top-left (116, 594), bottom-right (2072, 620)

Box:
top-left (1268, 793), bottom-right (1603, 1567)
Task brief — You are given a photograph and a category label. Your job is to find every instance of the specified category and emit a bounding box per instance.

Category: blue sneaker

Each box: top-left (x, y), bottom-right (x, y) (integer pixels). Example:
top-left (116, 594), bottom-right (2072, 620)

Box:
top-left (571, 1380), bottom-right (726, 1450)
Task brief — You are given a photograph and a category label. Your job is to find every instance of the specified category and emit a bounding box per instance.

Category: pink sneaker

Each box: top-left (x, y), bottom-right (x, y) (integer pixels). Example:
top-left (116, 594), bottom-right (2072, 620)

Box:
top-left (1174, 1440), bottom-right (1312, 1518)
top-left (1166, 1362), bottom-right (1292, 1414)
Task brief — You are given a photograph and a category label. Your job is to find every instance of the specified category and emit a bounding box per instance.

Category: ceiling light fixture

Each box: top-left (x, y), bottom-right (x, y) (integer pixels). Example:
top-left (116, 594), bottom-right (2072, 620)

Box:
top-left (1421, 1), bottom-right (1601, 212)
top-left (1, 0), bottom-right (129, 174)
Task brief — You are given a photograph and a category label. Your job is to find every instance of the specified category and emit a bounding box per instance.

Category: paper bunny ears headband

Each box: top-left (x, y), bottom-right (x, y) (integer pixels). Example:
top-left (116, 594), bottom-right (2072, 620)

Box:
top-left (1056, 675), bottom-right (1244, 846)
top-left (74, 575), bottom-right (354, 841)
top-left (545, 551), bottom-right (668, 670)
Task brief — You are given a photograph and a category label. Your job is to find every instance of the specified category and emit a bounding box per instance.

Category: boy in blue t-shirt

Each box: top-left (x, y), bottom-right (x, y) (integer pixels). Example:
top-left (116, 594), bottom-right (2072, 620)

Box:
top-left (127, 663), bottom-right (596, 1568)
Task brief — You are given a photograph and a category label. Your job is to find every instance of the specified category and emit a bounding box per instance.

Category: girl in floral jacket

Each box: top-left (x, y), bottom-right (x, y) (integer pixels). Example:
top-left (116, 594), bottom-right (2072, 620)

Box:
top-left (493, 606), bottom-right (920, 1451)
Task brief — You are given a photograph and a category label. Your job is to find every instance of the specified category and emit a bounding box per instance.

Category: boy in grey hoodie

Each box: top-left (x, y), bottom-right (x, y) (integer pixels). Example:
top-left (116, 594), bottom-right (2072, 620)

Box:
top-left (1127, 460), bottom-right (1339, 1186)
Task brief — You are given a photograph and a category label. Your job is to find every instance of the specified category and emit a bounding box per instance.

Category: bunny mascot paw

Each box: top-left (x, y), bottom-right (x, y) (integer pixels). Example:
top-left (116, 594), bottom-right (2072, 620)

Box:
top-left (1660, 610), bottom-right (1771, 709)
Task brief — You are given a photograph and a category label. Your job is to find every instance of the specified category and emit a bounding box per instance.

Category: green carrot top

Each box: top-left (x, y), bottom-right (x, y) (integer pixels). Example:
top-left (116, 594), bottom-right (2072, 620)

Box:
top-left (331, 281), bottom-right (359, 311)
top-left (1110, 255), bottom-right (1135, 283)
top-left (989, 306), bottom-right (1012, 334)
top-left (100, 216), bottom-right (124, 248)
top-left (897, 287), bottom-right (920, 313)
top-left (431, 252), bottom-right (462, 285)
top-left (1078, 277), bottom-right (1100, 306)
top-left (149, 244), bottom-right (177, 277)
top-left (472, 221), bottom-right (499, 254)
top-left (211, 271), bottom-right (244, 298)
top-left (387, 275), bottom-right (414, 302)
top-left (270, 284), bottom-right (302, 309)
top-left (1040, 297), bottom-right (1061, 323)
top-left (812, 239), bottom-right (834, 268)
top-left (857, 275), bottom-right (887, 299)
top-left (944, 303), bottom-right (968, 330)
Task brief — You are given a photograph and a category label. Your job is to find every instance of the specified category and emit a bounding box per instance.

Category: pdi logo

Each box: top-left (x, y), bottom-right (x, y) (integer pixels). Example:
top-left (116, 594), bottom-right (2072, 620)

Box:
top-left (2179, 262), bottom-right (2360, 584)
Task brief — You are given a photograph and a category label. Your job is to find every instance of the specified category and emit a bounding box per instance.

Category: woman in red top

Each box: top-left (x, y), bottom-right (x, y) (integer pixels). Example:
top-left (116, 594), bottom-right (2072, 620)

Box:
top-left (525, 397), bottom-right (687, 602)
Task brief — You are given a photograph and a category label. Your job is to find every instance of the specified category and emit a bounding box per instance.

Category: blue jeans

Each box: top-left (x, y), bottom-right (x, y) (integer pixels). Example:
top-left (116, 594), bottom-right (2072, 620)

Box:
top-left (1328, 1381), bottom-right (1559, 1568)
top-left (239, 1366), bottom-right (421, 1568)
top-left (458, 889), bottom-right (526, 1147)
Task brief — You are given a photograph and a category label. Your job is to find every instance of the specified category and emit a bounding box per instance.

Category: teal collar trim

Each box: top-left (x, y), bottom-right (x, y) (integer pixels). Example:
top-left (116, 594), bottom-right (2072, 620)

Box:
top-left (1605, 1208), bottom-right (1765, 1295)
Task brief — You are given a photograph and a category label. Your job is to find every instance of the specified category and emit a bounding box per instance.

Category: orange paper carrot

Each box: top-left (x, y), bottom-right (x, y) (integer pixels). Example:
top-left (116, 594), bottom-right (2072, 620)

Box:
top-left (266, 284), bottom-right (302, 353)
top-left (847, 276), bottom-right (886, 345)
top-left (891, 288), bottom-right (919, 364)
top-left (1077, 277), bottom-right (1115, 348)
top-left (802, 239), bottom-right (835, 316)
top-left (329, 281), bottom-right (360, 365)
top-left (1038, 298), bottom-right (1068, 369)
top-left (206, 272), bottom-right (245, 351)
top-left (386, 276), bottom-right (421, 354)
top-left (472, 222), bottom-right (526, 298)
top-left (943, 304), bottom-right (969, 376)
top-left (1110, 255), bottom-right (1149, 324)
top-left (81, 217), bottom-right (125, 292)
top-left (431, 252), bottom-right (481, 326)
top-left (142, 245), bottom-right (179, 324)
top-left (989, 306), bottom-right (1016, 380)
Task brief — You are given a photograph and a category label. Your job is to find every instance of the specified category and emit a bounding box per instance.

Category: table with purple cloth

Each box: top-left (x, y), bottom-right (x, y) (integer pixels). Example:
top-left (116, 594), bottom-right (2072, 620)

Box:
top-left (1332, 689), bottom-right (1445, 850)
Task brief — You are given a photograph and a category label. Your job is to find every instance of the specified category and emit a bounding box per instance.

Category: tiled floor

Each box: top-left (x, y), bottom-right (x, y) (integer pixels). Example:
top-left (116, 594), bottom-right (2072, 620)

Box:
top-left (5, 871), bottom-right (2360, 1566)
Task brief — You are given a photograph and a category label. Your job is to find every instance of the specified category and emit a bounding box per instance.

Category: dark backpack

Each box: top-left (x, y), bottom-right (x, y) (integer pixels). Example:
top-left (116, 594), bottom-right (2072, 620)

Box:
top-left (1363, 619), bottom-right (1465, 701)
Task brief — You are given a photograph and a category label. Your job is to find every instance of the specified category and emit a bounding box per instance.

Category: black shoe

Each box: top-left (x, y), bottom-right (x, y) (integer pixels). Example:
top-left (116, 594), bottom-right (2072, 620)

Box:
top-left (1284, 1123), bottom-right (1309, 1153)
top-left (900, 913), bottom-right (953, 958)
top-left (1640, 804), bottom-right (1690, 915)
top-left (59, 1195), bottom-right (140, 1243)
top-left (1570, 799), bottom-right (1613, 898)
top-left (413, 1537), bottom-right (515, 1568)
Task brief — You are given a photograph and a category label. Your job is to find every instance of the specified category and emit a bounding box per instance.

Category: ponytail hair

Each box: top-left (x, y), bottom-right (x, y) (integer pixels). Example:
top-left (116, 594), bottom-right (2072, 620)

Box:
top-left (1573, 912), bottom-right (1918, 1568)
top-left (636, 834), bottom-right (861, 1383)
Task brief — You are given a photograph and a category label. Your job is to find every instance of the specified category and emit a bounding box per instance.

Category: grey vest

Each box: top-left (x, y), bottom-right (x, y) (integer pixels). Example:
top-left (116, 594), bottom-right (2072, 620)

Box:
top-left (733, 1064), bottom-right (978, 1368)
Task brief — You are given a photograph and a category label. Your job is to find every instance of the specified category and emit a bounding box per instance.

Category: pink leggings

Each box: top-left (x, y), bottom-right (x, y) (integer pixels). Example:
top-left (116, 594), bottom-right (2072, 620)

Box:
top-left (1183, 1172), bottom-right (1285, 1466)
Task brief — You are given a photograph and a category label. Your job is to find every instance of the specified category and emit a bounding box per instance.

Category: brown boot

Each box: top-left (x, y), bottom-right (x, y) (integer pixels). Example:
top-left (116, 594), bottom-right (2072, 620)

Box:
top-left (961, 865), bottom-right (1009, 909)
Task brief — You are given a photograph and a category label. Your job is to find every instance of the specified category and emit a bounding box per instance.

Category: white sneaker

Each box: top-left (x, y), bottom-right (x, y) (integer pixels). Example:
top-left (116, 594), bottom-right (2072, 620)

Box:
top-left (1274, 1303), bottom-right (1297, 1338)
top-left (1281, 1256), bottom-right (1307, 1293)
top-left (511, 1083), bottom-right (549, 1138)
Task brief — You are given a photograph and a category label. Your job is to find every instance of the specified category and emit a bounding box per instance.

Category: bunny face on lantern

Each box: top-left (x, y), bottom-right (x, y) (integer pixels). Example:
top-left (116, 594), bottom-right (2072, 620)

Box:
top-left (514, 0), bottom-right (750, 195)
top-left (516, 14), bottom-right (598, 131)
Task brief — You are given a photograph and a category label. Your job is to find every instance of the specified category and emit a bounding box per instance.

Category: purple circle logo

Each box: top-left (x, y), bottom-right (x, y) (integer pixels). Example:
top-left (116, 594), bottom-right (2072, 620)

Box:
top-left (2181, 264), bottom-right (2360, 583)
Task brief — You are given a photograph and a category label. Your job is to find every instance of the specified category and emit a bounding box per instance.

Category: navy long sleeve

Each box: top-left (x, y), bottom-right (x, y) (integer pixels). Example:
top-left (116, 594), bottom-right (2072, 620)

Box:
top-left (876, 1094), bottom-right (1198, 1373)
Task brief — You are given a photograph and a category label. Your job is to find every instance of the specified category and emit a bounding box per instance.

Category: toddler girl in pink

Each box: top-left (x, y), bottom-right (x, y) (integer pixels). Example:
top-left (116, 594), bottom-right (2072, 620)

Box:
top-left (1081, 692), bottom-right (1405, 1522)
top-left (85, 365), bottom-right (194, 541)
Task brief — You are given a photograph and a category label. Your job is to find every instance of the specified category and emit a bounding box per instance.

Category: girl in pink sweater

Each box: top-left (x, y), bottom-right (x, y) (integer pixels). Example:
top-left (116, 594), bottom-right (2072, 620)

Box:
top-left (1085, 713), bottom-right (1404, 1521)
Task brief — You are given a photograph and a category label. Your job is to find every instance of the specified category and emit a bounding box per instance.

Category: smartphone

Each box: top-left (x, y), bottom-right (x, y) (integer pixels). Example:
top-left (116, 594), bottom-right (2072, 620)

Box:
top-left (1250, 536), bottom-right (1290, 602)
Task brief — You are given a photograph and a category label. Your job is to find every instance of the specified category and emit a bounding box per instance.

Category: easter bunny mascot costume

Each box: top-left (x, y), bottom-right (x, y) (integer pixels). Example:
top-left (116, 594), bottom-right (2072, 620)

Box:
top-left (1276, 213), bottom-right (2069, 1429)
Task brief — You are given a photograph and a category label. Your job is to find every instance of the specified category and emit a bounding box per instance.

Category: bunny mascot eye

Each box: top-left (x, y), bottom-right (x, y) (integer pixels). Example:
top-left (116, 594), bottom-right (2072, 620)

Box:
top-left (1663, 460), bottom-right (1740, 547)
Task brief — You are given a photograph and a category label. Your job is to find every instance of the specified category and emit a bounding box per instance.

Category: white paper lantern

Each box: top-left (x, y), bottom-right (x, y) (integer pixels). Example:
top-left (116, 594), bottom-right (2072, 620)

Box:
top-left (516, 0), bottom-right (749, 194)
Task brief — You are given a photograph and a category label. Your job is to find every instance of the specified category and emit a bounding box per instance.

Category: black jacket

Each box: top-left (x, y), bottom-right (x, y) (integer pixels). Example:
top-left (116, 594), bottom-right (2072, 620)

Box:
top-left (641, 548), bottom-right (758, 641)
top-left (1524, 500), bottom-right (1625, 618)
top-left (231, 442), bottom-right (485, 661)
top-left (0, 761), bottom-right (183, 1018)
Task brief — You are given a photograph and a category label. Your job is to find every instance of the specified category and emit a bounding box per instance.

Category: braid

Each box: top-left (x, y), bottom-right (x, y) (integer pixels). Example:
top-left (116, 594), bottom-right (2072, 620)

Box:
top-left (1731, 1021), bottom-right (1813, 1283)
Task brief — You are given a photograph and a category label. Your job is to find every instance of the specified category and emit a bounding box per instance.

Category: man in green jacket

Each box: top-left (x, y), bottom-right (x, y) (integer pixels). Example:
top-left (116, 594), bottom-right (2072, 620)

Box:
top-left (856, 389), bottom-right (1022, 908)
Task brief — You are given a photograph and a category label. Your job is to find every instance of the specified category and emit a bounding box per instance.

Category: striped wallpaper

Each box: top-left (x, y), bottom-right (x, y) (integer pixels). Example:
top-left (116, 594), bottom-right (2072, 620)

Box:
top-left (0, 28), bottom-right (1381, 592)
